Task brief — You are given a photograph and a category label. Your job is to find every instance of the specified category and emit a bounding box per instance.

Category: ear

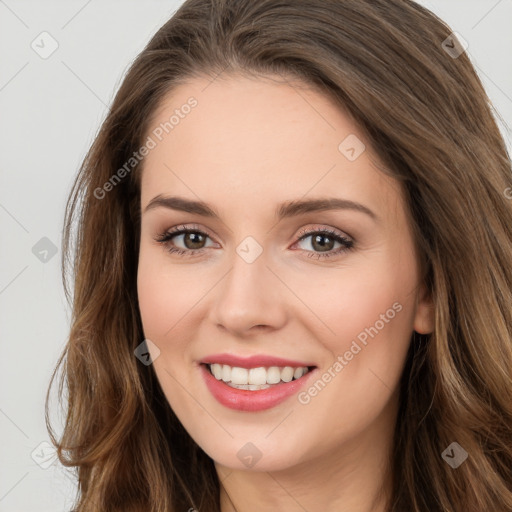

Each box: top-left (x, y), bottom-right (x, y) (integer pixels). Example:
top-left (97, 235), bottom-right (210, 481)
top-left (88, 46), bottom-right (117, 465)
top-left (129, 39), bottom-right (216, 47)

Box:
top-left (413, 281), bottom-right (435, 334)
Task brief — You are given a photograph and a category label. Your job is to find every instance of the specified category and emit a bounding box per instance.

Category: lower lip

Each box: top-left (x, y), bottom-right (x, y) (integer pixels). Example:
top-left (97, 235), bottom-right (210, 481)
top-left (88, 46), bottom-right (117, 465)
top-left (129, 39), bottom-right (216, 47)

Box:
top-left (200, 364), bottom-right (316, 412)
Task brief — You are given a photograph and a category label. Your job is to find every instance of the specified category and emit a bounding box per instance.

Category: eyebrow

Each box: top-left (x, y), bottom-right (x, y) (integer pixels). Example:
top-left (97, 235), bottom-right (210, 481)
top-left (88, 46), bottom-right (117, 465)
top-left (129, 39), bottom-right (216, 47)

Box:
top-left (144, 195), bottom-right (378, 222)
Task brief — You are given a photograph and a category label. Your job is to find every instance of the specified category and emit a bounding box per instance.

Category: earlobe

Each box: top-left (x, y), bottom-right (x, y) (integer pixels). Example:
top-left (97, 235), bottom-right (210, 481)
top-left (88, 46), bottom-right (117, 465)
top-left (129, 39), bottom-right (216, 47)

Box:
top-left (413, 282), bottom-right (435, 334)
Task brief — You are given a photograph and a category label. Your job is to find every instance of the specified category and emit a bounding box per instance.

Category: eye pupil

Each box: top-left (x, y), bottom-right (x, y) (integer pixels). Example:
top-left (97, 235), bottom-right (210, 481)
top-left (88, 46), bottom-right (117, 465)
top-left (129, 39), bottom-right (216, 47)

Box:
top-left (312, 234), bottom-right (334, 252)
top-left (185, 232), bottom-right (206, 249)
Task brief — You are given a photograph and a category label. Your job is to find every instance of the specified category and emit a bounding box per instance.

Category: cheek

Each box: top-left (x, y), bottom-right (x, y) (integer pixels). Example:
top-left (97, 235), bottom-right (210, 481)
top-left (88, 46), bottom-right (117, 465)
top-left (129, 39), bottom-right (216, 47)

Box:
top-left (291, 269), bottom-right (416, 451)
top-left (308, 250), bottom-right (418, 385)
top-left (137, 261), bottom-right (170, 339)
top-left (137, 248), bottom-right (194, 349)
top-left (294, 259), bottom-right (413, 344)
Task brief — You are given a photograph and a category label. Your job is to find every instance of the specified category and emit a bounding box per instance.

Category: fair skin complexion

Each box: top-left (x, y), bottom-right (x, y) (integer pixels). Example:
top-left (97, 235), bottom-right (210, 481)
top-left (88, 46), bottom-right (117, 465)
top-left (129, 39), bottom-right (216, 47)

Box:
top-left (137, 73), bottom-right (434, 512)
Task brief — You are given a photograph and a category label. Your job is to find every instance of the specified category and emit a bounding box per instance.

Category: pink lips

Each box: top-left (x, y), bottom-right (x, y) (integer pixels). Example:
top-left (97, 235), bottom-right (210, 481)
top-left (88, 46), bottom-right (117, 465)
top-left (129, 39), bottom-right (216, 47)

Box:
top-left (199, 353), bottom-right (317, 412)
top-left (200, 353), bottom-right (316, 369)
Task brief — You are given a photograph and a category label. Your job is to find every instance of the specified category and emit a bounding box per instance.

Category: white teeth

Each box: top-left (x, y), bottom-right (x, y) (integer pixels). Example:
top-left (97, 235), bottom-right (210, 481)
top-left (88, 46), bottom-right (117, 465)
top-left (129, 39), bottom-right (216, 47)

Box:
top-left (227, 383), bottom-right (271, 390)
top-left (267, 366), bottom-right (281, 384)
top-left (230, 367), bottom-right (249, 385)
top-left (293, 367), bottom-right (304, 379)
top-left (211, 363), bottom-right (223, 380)
top-left (248, 367), bottom-right (267, 385)
top-left (248, 384), bottom-right (269, 390)
top-left (281, 366), bottom-right (294, 382)
top-left (208, 363), bottom-right (311, 387)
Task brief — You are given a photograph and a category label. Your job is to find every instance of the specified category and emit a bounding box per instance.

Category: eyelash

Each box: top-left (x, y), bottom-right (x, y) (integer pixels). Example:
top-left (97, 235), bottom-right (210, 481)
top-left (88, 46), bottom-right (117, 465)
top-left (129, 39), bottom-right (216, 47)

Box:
top-left (154, 224), bottom-right (355, 260)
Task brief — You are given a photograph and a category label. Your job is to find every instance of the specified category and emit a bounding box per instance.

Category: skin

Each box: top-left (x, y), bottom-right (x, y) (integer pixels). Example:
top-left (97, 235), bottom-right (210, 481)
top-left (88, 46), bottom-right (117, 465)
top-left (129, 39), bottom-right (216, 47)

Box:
top-left (137, 73), bottom-right (434, 512)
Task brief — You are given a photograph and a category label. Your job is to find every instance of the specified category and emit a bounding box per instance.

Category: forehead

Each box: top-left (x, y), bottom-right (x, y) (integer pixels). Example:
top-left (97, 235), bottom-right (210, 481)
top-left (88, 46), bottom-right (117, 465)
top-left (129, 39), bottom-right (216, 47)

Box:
top-left (140, 74), bottom-right (402, 222)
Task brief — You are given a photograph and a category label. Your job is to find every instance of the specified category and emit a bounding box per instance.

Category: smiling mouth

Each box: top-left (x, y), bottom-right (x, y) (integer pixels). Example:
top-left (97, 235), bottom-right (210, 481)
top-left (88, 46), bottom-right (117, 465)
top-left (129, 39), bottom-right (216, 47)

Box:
top-left (203, 363), bottom-right (316, 390)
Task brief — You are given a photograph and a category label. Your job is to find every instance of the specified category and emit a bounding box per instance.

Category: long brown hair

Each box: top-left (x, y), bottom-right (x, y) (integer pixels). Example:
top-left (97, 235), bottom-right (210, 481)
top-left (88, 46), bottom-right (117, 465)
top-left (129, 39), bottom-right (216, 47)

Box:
top-left (46, 0), bottom-right (512, 510)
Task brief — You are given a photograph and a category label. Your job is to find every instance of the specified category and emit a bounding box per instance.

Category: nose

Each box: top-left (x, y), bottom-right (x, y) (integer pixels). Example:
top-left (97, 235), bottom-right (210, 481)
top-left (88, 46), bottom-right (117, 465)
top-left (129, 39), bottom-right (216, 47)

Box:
top-left (208, 247), bottom-right (288, 337)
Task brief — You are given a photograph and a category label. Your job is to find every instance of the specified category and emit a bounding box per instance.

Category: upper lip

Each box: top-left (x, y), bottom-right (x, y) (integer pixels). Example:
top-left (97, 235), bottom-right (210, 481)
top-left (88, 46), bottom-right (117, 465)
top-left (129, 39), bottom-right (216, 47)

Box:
top-left (200, 353), bottom-right (316, 369)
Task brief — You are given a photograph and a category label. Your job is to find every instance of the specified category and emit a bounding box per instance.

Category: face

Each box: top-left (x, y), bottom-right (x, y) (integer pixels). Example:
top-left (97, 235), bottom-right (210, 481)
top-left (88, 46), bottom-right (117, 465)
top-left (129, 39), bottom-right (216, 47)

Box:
top-left (137, 74), bottom-right (434, 473)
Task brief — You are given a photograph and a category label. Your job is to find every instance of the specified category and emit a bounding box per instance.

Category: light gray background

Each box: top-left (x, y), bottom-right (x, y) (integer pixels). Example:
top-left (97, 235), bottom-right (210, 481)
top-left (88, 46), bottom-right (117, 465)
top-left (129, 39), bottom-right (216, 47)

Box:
top-left (0, 1), bottom-right (511, 510)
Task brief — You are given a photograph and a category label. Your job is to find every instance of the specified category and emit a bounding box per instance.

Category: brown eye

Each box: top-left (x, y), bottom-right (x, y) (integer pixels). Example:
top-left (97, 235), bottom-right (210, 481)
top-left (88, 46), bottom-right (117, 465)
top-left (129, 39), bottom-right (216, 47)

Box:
top-left (309, 233), bottom-right (336, 252)
top-left (295, 229), bottom-right (354, 259)
top-left (182, 231), bottom-right (207, 249)
top-left (155, 227), bottom-right (215, 256)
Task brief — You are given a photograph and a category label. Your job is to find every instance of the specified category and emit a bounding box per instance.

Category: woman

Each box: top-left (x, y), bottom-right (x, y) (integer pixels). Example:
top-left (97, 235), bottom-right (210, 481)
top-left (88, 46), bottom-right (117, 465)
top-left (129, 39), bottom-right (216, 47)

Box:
top-left (46, 0), bottom-right (512, 510)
